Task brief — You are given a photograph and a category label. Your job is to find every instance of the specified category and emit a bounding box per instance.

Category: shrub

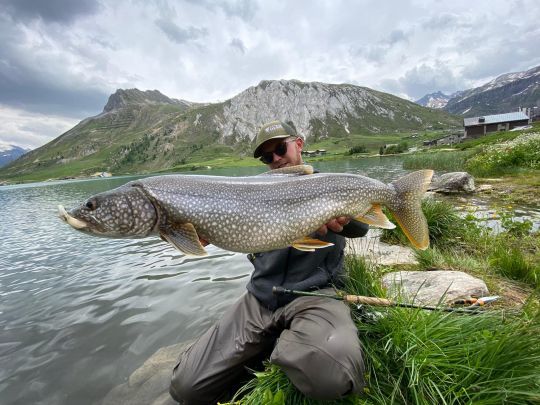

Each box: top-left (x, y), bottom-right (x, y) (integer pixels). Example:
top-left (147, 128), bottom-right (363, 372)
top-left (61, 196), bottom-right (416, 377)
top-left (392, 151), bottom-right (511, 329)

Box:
top-left (465, 132), bottom-right (540, 177)
top-left (346, 145), bottom-right (368, 155)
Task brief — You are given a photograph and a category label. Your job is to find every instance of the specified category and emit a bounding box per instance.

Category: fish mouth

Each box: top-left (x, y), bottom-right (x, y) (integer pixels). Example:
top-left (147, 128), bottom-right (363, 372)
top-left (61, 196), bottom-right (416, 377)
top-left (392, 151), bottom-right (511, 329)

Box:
top-left (58, 205), bottom-right (88, 229)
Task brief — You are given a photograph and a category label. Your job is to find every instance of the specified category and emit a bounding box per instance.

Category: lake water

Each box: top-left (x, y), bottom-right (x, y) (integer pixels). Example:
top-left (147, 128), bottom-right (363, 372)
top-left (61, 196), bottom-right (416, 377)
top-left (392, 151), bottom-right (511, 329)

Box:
top-left (0, 157), bottom-right (408, 405)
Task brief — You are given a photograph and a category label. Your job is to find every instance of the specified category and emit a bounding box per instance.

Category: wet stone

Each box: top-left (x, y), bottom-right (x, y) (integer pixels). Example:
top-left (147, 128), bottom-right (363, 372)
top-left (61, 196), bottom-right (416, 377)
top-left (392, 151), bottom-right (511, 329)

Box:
top-left (381, 270), bottom-right (489, 306)
top-left (102, 340), bottom-right (193, 405)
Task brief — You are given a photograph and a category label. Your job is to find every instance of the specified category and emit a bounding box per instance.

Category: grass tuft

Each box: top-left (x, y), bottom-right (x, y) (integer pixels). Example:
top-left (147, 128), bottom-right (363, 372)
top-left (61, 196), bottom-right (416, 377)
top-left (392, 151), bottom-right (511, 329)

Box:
top-left (381, 198), bottom-right (467, 249)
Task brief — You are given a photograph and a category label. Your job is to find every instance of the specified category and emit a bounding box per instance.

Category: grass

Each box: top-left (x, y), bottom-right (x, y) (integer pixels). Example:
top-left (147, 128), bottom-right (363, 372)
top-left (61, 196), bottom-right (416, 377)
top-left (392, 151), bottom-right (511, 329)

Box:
top-left (381, 198), bottom-right (468, 249)
top-left (227, 198), bottom-right (540, 404)
top-left (402, 150), bottom-right (477, 172)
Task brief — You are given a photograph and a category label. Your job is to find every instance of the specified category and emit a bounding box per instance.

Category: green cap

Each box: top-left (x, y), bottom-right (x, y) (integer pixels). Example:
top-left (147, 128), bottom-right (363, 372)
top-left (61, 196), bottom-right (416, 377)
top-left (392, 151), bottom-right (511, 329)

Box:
top-left (253, 121), bottom-right (298, 158)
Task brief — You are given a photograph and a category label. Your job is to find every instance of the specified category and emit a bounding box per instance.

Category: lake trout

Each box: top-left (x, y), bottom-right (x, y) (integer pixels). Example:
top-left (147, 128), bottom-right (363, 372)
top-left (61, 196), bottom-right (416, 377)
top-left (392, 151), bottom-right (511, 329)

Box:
top-left (58, 165), bottom-right (433, 255)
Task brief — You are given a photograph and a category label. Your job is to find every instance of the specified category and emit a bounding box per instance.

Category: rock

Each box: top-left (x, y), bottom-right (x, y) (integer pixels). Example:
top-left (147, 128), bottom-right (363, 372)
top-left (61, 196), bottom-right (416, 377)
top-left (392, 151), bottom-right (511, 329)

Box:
top-left (477, 184), bottom-right (494, 192)
top-left (346, 231), bottom-right (418, 266)
top-left (429, 172), bottom-right (475, 193)
top-left (381, 271), bottom-right (489, 306)
top-left (102, 340), bottom-right (193, 405)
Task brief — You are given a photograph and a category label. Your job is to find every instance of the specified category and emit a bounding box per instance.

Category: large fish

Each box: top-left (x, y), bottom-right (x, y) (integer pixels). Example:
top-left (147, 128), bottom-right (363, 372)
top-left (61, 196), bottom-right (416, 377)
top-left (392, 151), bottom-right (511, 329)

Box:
top-left (58, 166), bottom-right (433, 255)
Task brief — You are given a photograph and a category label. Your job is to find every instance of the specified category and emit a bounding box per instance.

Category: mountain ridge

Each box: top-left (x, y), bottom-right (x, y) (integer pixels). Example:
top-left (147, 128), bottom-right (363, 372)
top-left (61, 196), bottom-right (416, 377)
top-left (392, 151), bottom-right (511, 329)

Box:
top-left (0, 79), bottom-right (461, 181)
top-left (444, 65), bottom-right (540, 116)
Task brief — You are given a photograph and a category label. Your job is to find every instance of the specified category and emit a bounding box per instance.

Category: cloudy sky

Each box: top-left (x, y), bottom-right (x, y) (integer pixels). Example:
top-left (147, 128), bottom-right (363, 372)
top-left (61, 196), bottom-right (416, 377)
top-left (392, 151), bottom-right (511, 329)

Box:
top-left (1, 0), bottom-right (539, 149)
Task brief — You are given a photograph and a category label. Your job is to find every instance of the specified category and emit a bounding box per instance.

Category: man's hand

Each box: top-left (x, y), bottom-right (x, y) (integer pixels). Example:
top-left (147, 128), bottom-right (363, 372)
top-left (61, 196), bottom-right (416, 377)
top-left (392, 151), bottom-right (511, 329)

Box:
top-left (199, 238), bottom-right (209, 247)
top-left (316, 216), bottom-right (351, 236)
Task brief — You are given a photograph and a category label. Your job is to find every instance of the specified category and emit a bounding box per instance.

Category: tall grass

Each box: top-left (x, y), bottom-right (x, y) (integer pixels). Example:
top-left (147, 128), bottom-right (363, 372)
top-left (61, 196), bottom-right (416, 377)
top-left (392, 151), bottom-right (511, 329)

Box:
top-left (357, 307), bottom-right (540, 404)
top-left (228, 256), bottom-right (540, 404)
top-left (489, 243), bottom-right (539, 288)
top-left (402, 150), bottom-right (477, 172)
top-left (381, 198), bottom-right (468, 249)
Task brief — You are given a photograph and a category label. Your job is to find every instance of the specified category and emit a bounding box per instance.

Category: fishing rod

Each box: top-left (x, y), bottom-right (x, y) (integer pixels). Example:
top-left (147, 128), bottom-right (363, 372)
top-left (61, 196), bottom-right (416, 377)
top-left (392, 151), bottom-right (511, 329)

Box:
top-left (272, 286), bottom-right (500, 314)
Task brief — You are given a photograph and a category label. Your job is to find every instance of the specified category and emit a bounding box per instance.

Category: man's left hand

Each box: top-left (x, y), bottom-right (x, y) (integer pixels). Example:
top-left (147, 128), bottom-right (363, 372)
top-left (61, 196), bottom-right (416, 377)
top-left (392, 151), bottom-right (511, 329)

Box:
top-left (316, 216), bottom-right (350, 235)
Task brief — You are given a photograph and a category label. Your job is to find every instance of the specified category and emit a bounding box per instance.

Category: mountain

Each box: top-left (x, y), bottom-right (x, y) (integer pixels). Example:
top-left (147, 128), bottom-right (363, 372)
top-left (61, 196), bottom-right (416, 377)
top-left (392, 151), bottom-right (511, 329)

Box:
top-left (0, 81), bottom-right (461, 181)
top-left (102, 88), bottom-right (194, 112)
top-left (0, 144), bottom-right (30, 167)
top-left (415, 91), bottom-right (454, 109)
top-left (444, 65), bottom-right (540, 116)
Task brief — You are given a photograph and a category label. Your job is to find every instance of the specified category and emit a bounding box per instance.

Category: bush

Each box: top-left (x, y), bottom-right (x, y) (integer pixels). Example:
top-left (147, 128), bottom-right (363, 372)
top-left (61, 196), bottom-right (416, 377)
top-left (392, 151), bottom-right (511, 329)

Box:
top-left (465, 132), bottom-right (540, 177)
top-left (346, 145), bottom-right (368, 155)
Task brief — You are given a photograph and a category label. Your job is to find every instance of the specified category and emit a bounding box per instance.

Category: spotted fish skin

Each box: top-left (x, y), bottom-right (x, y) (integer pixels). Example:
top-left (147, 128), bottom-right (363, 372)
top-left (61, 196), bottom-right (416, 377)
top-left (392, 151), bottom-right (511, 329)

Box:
top-left (59, 168), bottom-right (433, 255)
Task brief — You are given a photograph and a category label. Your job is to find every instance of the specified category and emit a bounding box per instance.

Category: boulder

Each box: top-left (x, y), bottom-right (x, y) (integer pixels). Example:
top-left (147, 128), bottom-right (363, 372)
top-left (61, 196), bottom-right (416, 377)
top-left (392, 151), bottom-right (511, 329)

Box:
top-left (346, 230), bottom-right (418, 266)
top-left (381, 270), bottom-right (489, 306)
top-left (429, 172), bottom-right (475, 193)
top-left (102, 340), bottom-right (193, 405)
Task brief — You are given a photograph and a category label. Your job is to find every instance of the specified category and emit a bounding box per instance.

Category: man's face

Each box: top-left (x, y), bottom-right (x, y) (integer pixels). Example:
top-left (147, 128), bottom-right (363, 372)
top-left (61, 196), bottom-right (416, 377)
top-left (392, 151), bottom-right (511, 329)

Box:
top-left (258, 137), bottom-right (304, 169)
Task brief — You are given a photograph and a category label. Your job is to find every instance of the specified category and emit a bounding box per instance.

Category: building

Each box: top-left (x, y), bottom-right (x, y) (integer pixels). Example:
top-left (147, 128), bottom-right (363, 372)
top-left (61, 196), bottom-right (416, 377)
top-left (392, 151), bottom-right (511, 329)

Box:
top-left (301, 149), bottom-right (327, 157)
top-left (423, 132), bottom-right (465, 147)
top-left (463, 112), bottom-right (530, 139)
top-left (519, 106), bottom-right (540, 121)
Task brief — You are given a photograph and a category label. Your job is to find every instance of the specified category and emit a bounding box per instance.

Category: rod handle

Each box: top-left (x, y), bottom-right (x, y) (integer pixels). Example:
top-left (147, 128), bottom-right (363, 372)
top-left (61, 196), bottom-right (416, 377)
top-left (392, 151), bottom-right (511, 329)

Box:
top-left (343, 295), bottom-right (393, 306)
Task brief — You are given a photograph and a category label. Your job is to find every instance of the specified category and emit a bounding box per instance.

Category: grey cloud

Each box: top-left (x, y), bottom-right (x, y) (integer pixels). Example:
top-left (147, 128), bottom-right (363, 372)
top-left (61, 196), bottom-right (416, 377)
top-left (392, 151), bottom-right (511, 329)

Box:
top-left (155, 18), bottom-right (208, 44)
top-left (230, 38), bottom-right (246, 53)
top-left (186, 0), bottom-right (258, 21)
top-left (0, 24), bottom-right (108, 117)
top-left (352, 29), bottom-right (411, 64)
top-left (388, 29), bottom-right (408, 45)
top-left (460, 28), bottom-right (540, 80)
top-left (0, 0), bottom-right (100, 24)
top-left (382, 63), bottom-right (463, 100)
top-left (421, 13), bottom-right (462, 30)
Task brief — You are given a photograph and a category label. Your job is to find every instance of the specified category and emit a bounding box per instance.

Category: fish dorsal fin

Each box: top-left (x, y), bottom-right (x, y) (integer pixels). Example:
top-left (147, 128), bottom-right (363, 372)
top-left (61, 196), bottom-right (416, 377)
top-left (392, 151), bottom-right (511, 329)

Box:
top-left (159, 222), bottom-right (208, 256)
top-left (355, 204), bottom-right (396, 229)
top-left (292, 236), bottom-right (334, 252)
top-left (258, 164), bottom-right (314, 176)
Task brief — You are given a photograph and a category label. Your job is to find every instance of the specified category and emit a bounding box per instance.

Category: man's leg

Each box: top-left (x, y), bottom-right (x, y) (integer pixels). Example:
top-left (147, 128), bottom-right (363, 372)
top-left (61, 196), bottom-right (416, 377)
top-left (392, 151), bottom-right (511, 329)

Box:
top-left (169, 293), bottom-right (275, 405)
top-left (270, 290), bottom-right (365, 400)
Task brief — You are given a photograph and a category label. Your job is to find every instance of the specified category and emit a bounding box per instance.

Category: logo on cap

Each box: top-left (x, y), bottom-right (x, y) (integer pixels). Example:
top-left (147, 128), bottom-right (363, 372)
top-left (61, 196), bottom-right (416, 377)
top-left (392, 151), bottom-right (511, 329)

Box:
top-left (265, 124), bottom-right (282, 133)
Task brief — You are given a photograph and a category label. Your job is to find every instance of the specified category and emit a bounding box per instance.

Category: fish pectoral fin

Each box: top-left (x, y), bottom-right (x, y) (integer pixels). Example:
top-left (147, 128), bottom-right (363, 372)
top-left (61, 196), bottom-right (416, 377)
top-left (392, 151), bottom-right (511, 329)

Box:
top-left (160, 222), bottom-right (208, 256)
top-left (355, 204), bottom-right (396, 229)
top-left (292, 236), bottom-right (334, 252)
top-left (258, 164), bottom-right (314, 176)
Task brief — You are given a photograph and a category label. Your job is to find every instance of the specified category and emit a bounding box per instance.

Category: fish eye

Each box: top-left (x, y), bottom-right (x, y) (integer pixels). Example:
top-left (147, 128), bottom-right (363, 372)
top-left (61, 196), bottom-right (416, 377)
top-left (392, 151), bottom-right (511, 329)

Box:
top-left (85, 199), bottom-right (97, 210)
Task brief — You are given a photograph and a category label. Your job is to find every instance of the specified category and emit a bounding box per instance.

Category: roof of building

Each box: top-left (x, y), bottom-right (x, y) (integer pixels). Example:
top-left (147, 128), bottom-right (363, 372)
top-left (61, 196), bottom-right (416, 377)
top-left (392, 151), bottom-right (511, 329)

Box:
top-left (464, 112), bottom-right (529, 127)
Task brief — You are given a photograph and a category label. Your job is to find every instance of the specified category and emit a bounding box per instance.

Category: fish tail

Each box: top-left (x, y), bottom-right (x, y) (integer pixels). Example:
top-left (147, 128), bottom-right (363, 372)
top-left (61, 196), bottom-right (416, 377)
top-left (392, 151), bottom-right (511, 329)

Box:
top-left (387, 170), bottom-right (434, 250)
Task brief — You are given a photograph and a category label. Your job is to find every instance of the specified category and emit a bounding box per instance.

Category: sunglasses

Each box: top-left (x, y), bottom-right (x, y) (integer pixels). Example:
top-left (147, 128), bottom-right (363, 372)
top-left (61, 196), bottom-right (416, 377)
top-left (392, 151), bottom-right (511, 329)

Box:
top-left (259, 139), bottom-right (297, 164)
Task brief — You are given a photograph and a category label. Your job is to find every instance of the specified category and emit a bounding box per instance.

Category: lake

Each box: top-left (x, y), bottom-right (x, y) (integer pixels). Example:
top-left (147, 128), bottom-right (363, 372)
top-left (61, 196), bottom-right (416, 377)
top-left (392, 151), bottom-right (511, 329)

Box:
top-left (0, 157), bottom-right (408, 405)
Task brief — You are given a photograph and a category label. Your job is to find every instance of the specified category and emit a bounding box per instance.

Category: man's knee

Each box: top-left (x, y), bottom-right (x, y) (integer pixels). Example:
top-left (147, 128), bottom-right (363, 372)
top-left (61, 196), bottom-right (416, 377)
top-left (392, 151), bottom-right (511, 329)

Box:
top-left (271, 332), bottom-right (365, 400)
top-left (169, 362), bottom-right (213, 405)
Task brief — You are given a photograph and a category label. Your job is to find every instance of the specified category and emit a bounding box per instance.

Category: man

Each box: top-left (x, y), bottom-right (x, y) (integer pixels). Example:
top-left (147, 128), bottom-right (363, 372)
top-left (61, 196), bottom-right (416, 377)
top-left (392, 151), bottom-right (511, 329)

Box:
top-left (170, 120), bottom-right (369, 404)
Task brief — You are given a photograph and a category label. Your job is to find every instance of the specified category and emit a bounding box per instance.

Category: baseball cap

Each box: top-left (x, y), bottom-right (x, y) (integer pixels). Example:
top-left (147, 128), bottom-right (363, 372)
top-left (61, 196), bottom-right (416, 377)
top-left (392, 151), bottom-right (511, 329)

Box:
top-left (253, 120), bottom-right (298, 158)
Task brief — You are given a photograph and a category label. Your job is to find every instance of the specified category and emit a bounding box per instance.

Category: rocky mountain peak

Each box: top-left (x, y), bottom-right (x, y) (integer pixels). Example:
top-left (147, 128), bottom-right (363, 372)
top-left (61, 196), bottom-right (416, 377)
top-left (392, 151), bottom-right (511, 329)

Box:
top-left (103, 88), bottom-right (192, 112)
top-left (217, 79), bottom-right (378, 141)
top-left (415, 91), bottom-right (453, 109)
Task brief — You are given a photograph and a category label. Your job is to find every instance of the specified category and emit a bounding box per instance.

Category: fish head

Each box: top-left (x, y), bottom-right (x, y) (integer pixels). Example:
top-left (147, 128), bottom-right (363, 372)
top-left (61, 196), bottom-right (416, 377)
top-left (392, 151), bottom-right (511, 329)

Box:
top-left (59, 184), bottom-right (157, 237)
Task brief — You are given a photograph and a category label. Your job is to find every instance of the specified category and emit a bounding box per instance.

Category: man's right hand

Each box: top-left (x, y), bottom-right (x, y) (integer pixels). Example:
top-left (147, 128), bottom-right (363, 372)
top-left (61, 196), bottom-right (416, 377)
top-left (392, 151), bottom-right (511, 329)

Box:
top-left (316, 216), bottom-right (351, 236)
